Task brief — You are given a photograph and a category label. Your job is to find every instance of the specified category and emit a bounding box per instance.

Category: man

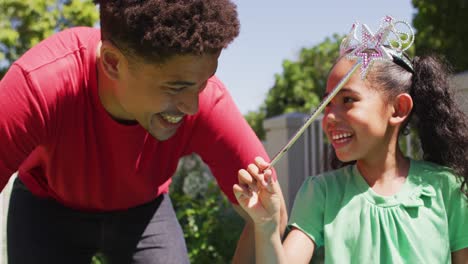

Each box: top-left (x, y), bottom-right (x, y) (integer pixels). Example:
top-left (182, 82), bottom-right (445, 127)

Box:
top-left (0, 1), bottom-right (286, 263)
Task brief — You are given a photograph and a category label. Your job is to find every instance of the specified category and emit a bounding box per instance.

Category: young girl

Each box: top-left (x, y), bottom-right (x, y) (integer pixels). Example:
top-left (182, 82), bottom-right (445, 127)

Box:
top-left (233, 19), bottom-right (468, 263)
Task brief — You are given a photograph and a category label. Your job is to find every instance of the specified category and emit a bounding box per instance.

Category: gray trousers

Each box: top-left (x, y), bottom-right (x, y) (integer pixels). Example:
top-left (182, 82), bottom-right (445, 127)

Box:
top-left (7, 178), bottom-right (190, 264)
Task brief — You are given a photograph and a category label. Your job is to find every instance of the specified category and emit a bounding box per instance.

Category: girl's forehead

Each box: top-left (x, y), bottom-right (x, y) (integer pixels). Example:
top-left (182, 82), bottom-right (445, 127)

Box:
top-left (327, 59), bottom-right (365, 87)
top-left (330, 58), bottom-right (358, 76)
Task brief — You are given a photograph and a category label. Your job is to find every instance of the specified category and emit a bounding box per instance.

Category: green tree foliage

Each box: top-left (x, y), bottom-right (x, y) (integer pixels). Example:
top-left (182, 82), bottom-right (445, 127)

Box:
top-left (265, 34), bottom-right (342, 118)
top-left (244, 109), bottom-right (266, 140)
top-left (0, 0), bottom-right (99, 77)
top-left (245, 34), bottom-right (343, 139)
top-left (412, 0), bottom-right (468, 72)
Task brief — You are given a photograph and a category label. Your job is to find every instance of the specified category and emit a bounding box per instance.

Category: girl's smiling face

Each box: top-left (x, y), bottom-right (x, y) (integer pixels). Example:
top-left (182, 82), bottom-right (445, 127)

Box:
top-left (322, 58), bottom-right (394, 163)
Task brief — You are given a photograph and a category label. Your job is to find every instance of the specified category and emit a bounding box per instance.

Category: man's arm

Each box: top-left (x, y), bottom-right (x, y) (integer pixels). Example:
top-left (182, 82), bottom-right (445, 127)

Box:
top-left (0, 64), bottom-right (47, 190)
top-left (452, 248), bottom-right (468, 264)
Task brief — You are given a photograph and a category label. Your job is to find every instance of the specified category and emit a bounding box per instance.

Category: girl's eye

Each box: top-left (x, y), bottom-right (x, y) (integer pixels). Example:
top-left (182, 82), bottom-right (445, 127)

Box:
top-left (343, 97), bottom-right (355, 104)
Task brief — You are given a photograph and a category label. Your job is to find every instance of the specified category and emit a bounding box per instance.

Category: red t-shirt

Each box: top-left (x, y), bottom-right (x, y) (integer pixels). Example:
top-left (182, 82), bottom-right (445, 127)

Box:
top-left (0, 27), bottom-right (271, 211)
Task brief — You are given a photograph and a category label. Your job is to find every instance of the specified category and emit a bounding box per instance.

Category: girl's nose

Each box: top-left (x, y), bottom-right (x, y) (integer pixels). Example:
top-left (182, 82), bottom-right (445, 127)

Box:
top-left (323, 106), bottom-right (341, 126)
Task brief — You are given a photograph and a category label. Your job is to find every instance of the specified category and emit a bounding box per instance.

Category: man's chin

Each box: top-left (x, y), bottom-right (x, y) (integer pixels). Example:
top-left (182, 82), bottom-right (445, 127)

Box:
top-left (146, 115), bottom-right (179, 141)
top-left (148, 129), bottom-right (177, 141)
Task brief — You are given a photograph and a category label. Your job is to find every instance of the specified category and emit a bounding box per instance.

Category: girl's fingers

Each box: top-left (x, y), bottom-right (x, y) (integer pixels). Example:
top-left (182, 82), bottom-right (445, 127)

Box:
top-left (239, 159), bottom-right (277, 195)
top-left (264, 169), bottom-right (273, 184)
top-left (261, 169), bottom-right (277, 193)
top-left (254, 156), bottom-right (270, 170)
top-left (233, 184), bottom-right (258, 209)
top-left (263, 168), bottom-right (272, 178)
top-left (254, 156), bottom-right (277, 184)
top-left (233, 184), bottom-right (249, 201)
top-left (238, 169), bottom-right (257, 194)
top-left (247, 163), bottom-right (267, 187)
top-left (238, 168), bottom-right (254, 185)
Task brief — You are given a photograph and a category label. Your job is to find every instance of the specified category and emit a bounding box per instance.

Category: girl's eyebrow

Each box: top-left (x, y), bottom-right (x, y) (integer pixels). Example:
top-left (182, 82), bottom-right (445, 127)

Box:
top-left (323, 87), bottom-right (356, 98)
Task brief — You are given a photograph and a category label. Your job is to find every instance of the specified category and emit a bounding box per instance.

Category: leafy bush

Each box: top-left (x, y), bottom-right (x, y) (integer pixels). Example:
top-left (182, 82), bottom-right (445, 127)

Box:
top-left (170, 154), bottom-right (244, 264)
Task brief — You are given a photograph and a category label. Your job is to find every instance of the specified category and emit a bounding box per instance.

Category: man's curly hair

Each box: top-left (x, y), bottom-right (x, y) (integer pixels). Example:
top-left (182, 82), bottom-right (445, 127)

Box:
top-left (93, 0), bottom-right (240, 62)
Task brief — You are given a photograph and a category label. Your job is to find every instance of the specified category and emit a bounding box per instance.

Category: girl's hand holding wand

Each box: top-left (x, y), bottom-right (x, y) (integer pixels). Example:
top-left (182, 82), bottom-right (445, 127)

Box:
top-left (233, 157), bottom-right (282, 232)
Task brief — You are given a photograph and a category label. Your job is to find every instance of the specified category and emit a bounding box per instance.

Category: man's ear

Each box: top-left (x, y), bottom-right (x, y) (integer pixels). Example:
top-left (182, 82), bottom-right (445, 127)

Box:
top-left (99, 41), bottom-right (125, 81)
top-left (389, 93), bottom-right (413, 126)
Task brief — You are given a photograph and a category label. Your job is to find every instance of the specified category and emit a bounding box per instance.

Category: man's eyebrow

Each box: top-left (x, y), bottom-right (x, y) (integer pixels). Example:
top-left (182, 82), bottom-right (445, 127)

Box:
top-left (165, 69), bottom-right (216, 86)
top-left (163, 71), bottom-right (216, 87)
top-left (323, 87), bottom-right (354, 98)
top-left (164, 81), bottom-right (196, 87)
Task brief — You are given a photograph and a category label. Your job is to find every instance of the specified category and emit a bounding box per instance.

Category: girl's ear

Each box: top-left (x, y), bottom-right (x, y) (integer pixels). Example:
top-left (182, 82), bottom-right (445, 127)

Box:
top-left (99, 41), bottom-right (126, 81)
top-left (389, 93), bottom-right (413, 126)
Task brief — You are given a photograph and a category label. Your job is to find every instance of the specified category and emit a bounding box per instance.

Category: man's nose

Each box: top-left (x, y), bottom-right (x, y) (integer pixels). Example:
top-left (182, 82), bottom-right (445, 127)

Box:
top-left (176, 89), bottom-right (199, 115)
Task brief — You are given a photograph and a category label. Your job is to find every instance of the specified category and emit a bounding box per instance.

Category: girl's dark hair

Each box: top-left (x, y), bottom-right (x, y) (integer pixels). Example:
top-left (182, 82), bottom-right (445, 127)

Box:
top-left (93, 0), bottom-right (240, 63)
top-left (410, 56), bottom-right (468, 197)
top-left (331, 54), bottom-right (468, 198)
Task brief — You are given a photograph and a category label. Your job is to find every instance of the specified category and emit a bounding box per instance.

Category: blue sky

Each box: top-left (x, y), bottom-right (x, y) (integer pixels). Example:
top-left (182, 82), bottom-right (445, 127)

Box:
top-left (216, 0), bottom-right (415, 114)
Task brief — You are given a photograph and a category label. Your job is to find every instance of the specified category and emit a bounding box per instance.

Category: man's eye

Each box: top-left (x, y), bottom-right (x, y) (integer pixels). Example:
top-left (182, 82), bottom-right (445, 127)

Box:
top-left (168, 87), bottom-right (186, 93)
top-left (343, 97), bottom-right (355, 103)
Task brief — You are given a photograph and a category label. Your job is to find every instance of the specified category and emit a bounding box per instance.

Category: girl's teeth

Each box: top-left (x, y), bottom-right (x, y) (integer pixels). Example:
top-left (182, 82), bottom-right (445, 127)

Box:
top-left (332, 133), bottom-right (352, 140)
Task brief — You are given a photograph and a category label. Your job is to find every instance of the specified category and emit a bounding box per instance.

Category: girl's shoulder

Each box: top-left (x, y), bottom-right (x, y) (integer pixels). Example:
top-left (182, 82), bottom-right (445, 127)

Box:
top-left (314, 165), bottom-right (355, 180)
top-left (409, 159), bottom-right (465, 202)
top-left (410, 159), bottom-right (460, 187)
top-left (303, 165), bottom-right (355, 193)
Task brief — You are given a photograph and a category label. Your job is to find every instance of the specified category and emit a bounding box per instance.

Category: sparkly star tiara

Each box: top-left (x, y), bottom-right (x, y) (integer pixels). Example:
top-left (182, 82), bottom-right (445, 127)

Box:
top-left (340, 15), bottom-right (415, 79)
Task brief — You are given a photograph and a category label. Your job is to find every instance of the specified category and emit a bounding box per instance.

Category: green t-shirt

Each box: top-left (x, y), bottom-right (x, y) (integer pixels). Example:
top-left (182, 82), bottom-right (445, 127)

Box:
top-left (289, 159), bottom-right (468, 264)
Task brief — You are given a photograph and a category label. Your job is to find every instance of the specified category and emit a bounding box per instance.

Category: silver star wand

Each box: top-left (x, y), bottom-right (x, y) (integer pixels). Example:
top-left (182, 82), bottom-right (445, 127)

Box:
top-left (268, 16), bottom-right (414, 169)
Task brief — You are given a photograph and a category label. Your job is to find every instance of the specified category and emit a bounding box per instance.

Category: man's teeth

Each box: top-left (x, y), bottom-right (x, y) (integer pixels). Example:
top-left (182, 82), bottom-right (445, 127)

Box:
top-left (160, 113), bottom-right (183, 124)
top-left (332, 132), bottom-right (352, 140)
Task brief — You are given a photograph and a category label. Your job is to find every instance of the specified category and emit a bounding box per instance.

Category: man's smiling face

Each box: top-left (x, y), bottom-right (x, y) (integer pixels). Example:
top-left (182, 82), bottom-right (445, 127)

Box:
top-left (113, 52), bottom-right (220, 141)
